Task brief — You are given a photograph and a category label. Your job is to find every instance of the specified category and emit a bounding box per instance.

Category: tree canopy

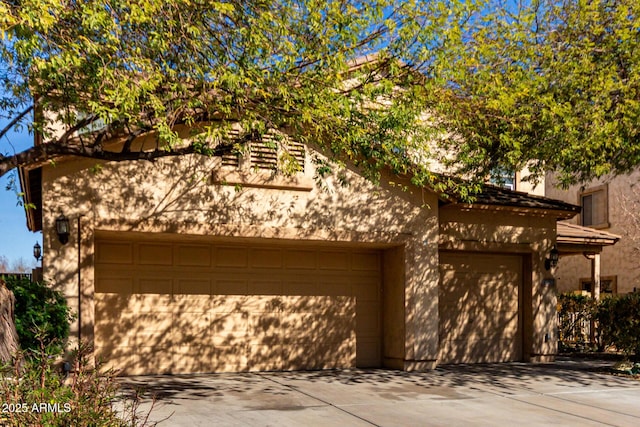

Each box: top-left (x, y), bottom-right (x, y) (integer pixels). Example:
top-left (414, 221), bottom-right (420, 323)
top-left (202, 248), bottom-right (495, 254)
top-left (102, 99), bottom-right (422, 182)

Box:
top-left (1, 0), bottom-right (639, 196)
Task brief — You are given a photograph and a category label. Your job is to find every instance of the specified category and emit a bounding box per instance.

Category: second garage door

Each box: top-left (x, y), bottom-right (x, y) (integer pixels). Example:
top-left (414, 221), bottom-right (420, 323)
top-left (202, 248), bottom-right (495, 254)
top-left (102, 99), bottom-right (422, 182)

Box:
top-left (439, 252), bottom-right (523, 364)
top-left (94, 236), bottom-right (381, 374)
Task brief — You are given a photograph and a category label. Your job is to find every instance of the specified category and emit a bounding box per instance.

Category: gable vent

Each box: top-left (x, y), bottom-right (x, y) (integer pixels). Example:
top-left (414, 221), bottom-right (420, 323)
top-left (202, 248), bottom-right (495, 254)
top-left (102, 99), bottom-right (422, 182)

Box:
top-left (220, 128), bottom-right (305, 173)
top-left (221, 129), bottom-right (241, 167)
top-left (250, 132), bottom-right (279, 170)
top-left (285, 139), bottom-right (306, 170)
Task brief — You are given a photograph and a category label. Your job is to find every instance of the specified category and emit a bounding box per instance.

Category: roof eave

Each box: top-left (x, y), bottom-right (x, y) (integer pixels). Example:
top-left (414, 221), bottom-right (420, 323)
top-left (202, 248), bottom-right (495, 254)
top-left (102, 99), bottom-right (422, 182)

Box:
top-left (444, 202), bottom-right (579, 220)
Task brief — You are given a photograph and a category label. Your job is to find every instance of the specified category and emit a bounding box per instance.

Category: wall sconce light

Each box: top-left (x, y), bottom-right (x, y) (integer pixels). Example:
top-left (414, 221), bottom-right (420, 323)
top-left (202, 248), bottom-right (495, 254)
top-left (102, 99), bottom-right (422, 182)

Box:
top-left (56, 214), bottom-right (70, 244)
top-left (545, 244), bottom-right (559, 271)
top-left (33, 242), bottom-right (42, 262)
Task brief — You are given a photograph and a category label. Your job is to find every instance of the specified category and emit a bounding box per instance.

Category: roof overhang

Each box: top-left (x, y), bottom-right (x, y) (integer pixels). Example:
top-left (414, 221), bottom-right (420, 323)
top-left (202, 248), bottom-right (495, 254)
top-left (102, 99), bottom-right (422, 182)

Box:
top-left (556, 221), bottom-right (620, 254)
top-left (439, 184), bottom-right (581, 220)
top-left (18, 165), bottom-right (43, 232)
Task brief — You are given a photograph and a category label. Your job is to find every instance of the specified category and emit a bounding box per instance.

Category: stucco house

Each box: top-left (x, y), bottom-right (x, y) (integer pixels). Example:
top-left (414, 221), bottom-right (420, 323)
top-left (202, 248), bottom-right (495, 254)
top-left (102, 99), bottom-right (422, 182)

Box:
top-left (545, 171), bottom-right (634, 296)
top-left (18, 126), bottom-right (585, 375)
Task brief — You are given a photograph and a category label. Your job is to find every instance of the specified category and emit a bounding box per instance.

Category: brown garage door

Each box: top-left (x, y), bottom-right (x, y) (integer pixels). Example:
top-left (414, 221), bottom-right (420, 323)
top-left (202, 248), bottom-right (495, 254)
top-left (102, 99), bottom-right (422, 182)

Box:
top-left (439, 252), bottom-right (522, 364)
top-left (94, 236), bottom-right (381, 374)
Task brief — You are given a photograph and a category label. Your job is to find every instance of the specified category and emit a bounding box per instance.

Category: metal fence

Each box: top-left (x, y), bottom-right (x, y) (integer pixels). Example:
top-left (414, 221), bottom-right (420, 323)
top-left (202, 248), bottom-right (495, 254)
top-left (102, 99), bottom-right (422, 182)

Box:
top-left (558, 310), bottom-right (593, 347)
top-left (0, 273), bottom-right (32, 282)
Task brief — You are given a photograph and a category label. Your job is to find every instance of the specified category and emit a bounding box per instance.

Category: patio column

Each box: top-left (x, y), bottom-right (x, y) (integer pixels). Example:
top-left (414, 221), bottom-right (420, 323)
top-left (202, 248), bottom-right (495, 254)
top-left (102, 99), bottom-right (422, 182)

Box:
top-left (586, 252), bottom-right (601, 345)
top-left (590, 253), bottom-right (601, 301)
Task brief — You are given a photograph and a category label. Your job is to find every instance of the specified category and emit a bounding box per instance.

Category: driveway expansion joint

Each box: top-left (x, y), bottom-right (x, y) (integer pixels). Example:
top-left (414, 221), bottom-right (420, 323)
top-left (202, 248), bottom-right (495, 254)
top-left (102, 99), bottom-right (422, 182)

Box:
top-left (257, 373), bottom-right (380, 426)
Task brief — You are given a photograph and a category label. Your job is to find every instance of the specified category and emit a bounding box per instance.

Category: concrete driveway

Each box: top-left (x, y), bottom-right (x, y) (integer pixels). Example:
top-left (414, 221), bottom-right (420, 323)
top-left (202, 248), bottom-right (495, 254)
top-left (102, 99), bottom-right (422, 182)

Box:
top-left (119, 358), bottom-right (640, 426)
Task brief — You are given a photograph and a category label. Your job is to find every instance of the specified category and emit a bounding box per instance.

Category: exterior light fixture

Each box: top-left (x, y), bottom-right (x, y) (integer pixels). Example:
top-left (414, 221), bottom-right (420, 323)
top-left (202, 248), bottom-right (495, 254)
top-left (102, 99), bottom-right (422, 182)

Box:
top-left (56, 214), bottom-right (70, 244)
top-left (33, 242), bottom-right (42, 262)
top-left (545, 244), bottom-right (559, 271)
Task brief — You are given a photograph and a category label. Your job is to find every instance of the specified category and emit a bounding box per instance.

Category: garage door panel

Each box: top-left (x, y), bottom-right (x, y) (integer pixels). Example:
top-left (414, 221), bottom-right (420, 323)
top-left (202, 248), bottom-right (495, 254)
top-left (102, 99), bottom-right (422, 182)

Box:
top-left (210, 295), bottom-right (259, 312)
top-left (284, 249), bottom-right (316, 269)
top-left (280, 312), bottom-right (314, 337)
top-left (318, 251), bottom-right (349, 270)
top-left (212, 334), bottom-right (249, 347)
top-left (440, 338), bottom-right (519, 364)
top-left (138, 243), bottom-right (173, 265)
top-left (216, 247), bottom-right (248, 267)
top-left (96, 242), bottom-right (133, 264)
top-left (211, 312), bottom-right (249, 337)
top-left (247, 344), bottom-right (283, 371)
top-left (357, 338), bottom-right (381, 367)
top-left (210, 346), bottom-right (248, 372)
top-left (173, 312), bottom-right (211, 340)
top-left (174, 279), bottom-right (211, 295)
top-left (281, 296), bottom-right (329, 312)
top-left (95, 238), bottom-right (380, 374)
top-left (247, 314), bottom-right (281, 345)
top-left (248, 280), bottom-right (283, 295)
top-left (176, 245), bottom-right (211, 267)
top-left (353, 282), bottom-right (378, 301)
top-left (138, 278), bottom-right (172, 294)
top-left (313, 339), bottom-right (356, 369)
top-left (281, 282), bottom-right (318, 296)
top-left (95, 277), bottom-right (134, 293)
top-left (133, 294), bottom-right (173, 312)
top-left (441, 316), bottom-right (519, 341)
top-left (137, 347), bottom-right (172, 373)
top-left (283, 345), bottom-right (317, 370)
top-left (171, 294), bottom-right (211, 312)
top-left (96, 346), bottom-right (135, 372)
top-left (95, 319), bottom-right (136, 347)
top-left (439, 252), bottom-right (522, 364)
top-left (316, 281), bottom-right (349, 297)
top-left (173, 345), bottom-right (212, 374)
top-left (250, 248), bottom-right (283, 268)
top-left (136, 329), bottom-right (173, 348)
top-left (214, 280), bottom-right (248, 295)
top-left (440, 305), bottom-right (518, 324)
top-left (481, 295), bottom-right (519, 312)
top-left (439, 314), bottom-right (519, 336)
top-left (352, 252), bottom-right (380, 271)
top-left (95, 293), bottom-right (133, 313)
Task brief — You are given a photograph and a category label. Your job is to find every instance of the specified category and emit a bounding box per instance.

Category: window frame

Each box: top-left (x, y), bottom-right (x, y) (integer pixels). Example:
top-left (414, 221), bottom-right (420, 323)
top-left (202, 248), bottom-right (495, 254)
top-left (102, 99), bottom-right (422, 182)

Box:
top-left (580, 275), bottom-right (617, 295)
top-left (579, 184), bottom-right (609, 229)
top-left (488, 167), bottom-right (516, 191)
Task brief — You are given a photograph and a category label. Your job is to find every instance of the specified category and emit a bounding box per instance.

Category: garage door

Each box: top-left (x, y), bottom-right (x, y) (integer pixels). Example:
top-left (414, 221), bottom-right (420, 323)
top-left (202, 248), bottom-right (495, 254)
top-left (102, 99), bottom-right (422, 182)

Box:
top-left (94, 236), bottom-right (381, 374)
top-left (439, 252), bottom-right (522, 364)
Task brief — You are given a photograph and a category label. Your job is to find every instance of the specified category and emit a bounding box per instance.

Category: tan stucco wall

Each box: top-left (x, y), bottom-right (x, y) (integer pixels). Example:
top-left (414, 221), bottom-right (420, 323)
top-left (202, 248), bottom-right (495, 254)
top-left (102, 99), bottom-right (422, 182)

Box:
top-left (40, 147), bottom-right (441, 369)
top-left (516, 164), bottom-right (545, 196)
top-left (546, 171), bottom-right (640, 294)
top-left (438, 206), bottom-right (558, 360)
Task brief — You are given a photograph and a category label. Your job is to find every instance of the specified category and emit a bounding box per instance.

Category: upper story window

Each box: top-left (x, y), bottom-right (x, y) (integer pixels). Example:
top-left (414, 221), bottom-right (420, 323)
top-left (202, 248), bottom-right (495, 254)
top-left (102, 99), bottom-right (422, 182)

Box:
top-left (76, 111), bottom-right (108, 135)
top-left (580, 184), bottom-right (609, 228)
top-left (489, 167), bottom-right (515, 190)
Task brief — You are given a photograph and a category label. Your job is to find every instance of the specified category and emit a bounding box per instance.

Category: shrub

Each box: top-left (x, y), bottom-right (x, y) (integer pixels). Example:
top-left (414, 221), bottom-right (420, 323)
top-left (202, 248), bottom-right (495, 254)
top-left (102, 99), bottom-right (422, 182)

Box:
top-left (4, 276), bottom-right (72, 354)
top-left (0, 341), bottom-right (160, 426)
top-left (595, 292), bottom-right (640, 359)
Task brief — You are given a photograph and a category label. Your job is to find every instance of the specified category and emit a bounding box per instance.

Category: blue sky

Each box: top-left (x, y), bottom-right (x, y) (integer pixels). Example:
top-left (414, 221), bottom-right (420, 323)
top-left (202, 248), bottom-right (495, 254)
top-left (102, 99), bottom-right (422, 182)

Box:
top-left (0, 119), bottom-right (41, 269)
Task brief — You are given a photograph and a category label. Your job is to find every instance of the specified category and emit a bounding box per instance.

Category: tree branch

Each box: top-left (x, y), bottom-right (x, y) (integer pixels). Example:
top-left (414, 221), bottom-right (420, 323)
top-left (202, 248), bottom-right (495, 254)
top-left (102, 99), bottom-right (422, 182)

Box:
top-left (0, 138), bottom-right (236, 179)
top-left (0, 105), bottom-right (35, 147)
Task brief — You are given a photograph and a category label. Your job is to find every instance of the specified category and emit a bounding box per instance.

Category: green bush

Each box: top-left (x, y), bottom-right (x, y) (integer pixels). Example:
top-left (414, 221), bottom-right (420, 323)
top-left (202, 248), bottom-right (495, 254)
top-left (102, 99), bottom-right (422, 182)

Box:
top-left (595, 292), bottom-right (640, 359)
top-left (5, 276), bottom-right (72, 354)
top-left (0, 342), bottom-right (160, 427)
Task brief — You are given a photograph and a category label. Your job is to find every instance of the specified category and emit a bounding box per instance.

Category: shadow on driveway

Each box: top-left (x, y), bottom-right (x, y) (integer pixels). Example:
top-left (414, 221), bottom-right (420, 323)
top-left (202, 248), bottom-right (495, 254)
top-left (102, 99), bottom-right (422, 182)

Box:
top-left (118, 358), bottom-right (640, 427)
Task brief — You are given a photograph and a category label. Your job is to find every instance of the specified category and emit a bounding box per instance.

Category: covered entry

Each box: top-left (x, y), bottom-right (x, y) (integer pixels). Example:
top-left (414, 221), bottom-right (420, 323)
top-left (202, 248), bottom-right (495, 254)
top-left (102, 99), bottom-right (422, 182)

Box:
top-left (439, 252), bottom-right (523, 364)
top-left (94, 234), bottom-right (382, 374)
